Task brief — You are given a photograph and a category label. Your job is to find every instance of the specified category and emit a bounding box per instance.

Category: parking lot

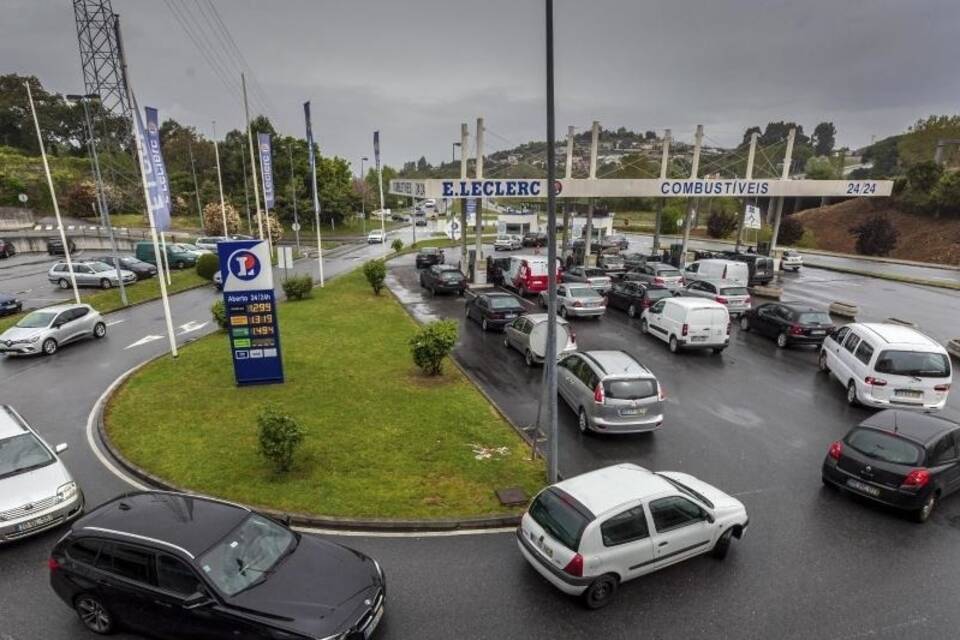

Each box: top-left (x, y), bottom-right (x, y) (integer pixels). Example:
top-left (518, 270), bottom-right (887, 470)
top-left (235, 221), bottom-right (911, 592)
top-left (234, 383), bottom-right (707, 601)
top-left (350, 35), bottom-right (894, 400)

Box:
top-left (0, 252), bottom-right (80, 311)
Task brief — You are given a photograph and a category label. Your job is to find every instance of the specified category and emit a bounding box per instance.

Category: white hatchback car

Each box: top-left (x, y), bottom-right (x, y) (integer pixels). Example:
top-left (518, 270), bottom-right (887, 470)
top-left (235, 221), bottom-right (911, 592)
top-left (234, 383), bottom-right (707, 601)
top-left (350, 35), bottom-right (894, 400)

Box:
top-left (781, 250), bottom-right (803, 271)
top-left (367, 229), bottom-right (386, 244)
top-left (518, 463), bottom-right (748, 609)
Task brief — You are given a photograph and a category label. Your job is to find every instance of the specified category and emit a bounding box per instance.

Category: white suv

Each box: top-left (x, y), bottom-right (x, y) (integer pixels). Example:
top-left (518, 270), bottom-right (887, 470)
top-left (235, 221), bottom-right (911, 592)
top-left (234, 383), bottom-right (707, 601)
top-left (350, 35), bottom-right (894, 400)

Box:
top-left (0, 405), bottom-right (83, 542)
top-left (819, 323), bottom-right (952, 410)
top-left (517, 463), bottom-right (748, 609)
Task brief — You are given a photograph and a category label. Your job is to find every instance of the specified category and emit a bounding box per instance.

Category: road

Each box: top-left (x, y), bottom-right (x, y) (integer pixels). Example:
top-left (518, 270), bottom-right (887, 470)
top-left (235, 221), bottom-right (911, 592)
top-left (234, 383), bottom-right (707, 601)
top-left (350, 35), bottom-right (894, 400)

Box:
top-left (1, 232), bottom-right (959, 640)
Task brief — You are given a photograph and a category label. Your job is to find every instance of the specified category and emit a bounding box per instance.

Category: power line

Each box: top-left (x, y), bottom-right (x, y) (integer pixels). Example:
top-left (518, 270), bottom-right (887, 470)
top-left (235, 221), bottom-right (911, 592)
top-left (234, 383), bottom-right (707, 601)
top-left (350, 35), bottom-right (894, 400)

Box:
top-left (162, 0), bottom-right (242, 101)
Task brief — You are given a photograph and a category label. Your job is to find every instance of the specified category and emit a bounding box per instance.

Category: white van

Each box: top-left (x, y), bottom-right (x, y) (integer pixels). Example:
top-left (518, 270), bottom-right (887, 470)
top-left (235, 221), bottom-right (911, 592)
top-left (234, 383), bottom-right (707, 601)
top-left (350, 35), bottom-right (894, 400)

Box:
top-left (503, 255), bottom-right (562, 296)
top-left (683, 259), bottom-right (749, 287)
top-left (640, 297), bottom-right (730, 354)
top-left (819, 323), bottom-right (952, 410)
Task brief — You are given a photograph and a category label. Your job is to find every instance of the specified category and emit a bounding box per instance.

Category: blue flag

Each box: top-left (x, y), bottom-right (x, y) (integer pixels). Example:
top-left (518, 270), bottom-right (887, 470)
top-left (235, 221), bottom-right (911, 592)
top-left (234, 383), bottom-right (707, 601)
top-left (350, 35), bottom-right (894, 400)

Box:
top-left (139, 106), bottom-right (171, 230)
top-left (304, 102), bottom-right (319, 215)
top-left (373, 130), bottom-right (381, 169)
top-left (258, 133), bottom-right (275, 209)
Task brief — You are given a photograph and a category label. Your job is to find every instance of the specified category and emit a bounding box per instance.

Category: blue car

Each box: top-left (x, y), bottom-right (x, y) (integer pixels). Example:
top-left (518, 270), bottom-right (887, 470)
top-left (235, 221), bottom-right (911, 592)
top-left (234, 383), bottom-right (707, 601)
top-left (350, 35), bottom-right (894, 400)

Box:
top-left (0, 293), bottom-right (22, 317)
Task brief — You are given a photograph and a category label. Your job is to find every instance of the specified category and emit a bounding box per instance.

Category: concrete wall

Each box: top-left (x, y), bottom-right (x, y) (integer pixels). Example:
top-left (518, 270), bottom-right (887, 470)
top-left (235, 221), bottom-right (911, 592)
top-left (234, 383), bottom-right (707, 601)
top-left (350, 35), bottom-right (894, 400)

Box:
top-left (0, 208), bottom-right (35, 230)
top-left (2, 228), bottom-right (197, 254)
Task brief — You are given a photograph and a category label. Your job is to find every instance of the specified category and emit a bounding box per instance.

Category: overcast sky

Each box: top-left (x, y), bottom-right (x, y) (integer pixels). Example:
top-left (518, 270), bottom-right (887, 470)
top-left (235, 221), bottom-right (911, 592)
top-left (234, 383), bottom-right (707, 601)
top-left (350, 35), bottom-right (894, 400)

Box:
top-left (4, 0), bottom-right (958, 169)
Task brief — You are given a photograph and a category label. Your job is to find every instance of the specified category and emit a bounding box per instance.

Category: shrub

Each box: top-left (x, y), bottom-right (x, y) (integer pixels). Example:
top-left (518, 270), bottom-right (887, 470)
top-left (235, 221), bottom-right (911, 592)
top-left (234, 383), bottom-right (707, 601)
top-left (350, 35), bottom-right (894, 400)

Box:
top-left (202, 201), bottom-right (241, 235)
top-left (706, 210), bottom-right (738, 239)
top-left (282, 274), bottom-right (314, 300)
top-left (257, 405), bottom-right (304, 474)
top-left (195, 253), bottom-right (219, 280)
top-left (776, 216), bottom-right (805, 247)
top-left (391, 238), bottom-right (404, 253)
top-left (210, 300), bottom-right (227, 329)
top-left (64, 181), bottom-right (98, 217)
top-left (932, 171), bottom-right (960, 217)
top-left (905, 161), bottom-right (943, 193)
top-left (851, 214), bottom-right (898, 256)
top-left (363, 260), bottom-right (387, 295)
top-left (409, 319), bottom-right (458, 376)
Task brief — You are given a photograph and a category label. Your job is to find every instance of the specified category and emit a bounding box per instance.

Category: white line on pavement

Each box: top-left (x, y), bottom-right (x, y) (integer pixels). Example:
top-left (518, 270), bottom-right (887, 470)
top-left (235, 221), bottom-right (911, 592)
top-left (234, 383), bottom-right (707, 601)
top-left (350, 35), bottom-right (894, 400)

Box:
top-left (85, 364), bottom-right (150, 492)
top-left (105, 319), bottom-right (126, 327)
top-left (124, 335), bottom-right (163, 349)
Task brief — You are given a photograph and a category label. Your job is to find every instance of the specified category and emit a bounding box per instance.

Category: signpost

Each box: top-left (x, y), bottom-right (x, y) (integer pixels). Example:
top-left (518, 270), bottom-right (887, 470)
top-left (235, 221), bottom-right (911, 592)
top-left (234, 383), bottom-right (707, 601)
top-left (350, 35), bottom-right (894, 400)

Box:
top-left (217, 239), bottom-right (284, 386)
top-left (744, 204), bottom-right (762, 230)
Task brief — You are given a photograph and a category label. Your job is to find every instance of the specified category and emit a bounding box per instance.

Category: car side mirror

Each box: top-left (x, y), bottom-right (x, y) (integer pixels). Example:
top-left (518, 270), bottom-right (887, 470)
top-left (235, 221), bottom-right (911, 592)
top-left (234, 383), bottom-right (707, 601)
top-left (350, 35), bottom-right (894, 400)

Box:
top-left (705, 512), bottom-right (715, 524)
top-left (54, 443), bottom-right (69, 454)
top-left (182, 591), bottom-right (214, 610)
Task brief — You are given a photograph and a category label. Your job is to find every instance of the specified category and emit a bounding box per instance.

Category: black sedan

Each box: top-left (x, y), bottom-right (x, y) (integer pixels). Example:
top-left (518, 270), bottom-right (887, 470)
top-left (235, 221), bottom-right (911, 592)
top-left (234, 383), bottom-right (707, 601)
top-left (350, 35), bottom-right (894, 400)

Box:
top-left (91, 254), bottom-right (158, 279)
top-left (606, 281), bottom-right (674, 318)
top-left (822, 410), bottom-right (960, 522)
top-left (415, 246), bottom-right (445, 269)
top-left (419, 264), bottom-right (467, 296)
top-left (522, 231), bottom-right (547, 247)
top-left (0, 238), bottom-right (16, 258)
top-left (0, 293), bottom-right (22, 317)
top-left (738, 302), bottom-right (835, 348)
top-left (466, 292), bottom-right (525, 331)
top-left (46, 237), bottom-right (77, 255)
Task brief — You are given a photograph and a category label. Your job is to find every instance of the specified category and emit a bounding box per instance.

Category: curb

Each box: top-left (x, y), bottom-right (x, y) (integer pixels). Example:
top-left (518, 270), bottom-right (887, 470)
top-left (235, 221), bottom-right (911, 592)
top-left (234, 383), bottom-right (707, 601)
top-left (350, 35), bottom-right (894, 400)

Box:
top-left (96, 264), bottom-right (522, 533)
top-left (803, 262), bottom-right (960, 291)
top-left (947, 339), bottom-right (960, 360)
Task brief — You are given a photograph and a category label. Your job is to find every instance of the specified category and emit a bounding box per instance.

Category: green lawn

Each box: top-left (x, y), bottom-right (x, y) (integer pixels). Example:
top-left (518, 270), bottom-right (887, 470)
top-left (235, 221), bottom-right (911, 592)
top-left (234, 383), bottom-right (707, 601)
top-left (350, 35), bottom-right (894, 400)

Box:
top-left (105, 268), bottom-right (544, 520)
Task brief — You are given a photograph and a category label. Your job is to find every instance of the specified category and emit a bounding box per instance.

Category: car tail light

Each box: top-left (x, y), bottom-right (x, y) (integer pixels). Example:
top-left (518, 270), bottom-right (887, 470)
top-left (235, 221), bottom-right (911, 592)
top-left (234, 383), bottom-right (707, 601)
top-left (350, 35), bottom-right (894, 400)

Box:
top-left (789, 324), bottom-right (805, 336)
top-left (574, 300), bottom-right (583, 308)
top-left (594, 383), bottom-right (605, 405)
top-left (715, 296), bottom-right (728, 304)
top-left (601, 297), bottom-right (608, 306)
top-left (48, 556), bottom-right (61, 573)
top-left (681, 323), bottom-right (688, 337)
top-left (658, 384), bottom-right (666, 401)
top-left (865, 376), bottom-right (887, 386)
top-left (828, 440), bottom-right (843, 461)
top-left (563, 553), bottom-right (584, 577)
top-left (902, 469), bottom-right (930, 489)
top-left (653, 276), bottom-right (664, 284)
top-left (934, 383), bottom-right (950, 392)
top-left (745, 296), bottom-right (751, 304)
top-left (569, 330), bottom-right (577, 344)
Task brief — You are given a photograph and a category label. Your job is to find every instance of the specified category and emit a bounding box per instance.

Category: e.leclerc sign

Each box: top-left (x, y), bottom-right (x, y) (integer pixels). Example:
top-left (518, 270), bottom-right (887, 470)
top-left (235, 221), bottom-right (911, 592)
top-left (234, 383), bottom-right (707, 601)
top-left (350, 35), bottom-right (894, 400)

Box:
top-left (217, 239), bottom-right (284, 386)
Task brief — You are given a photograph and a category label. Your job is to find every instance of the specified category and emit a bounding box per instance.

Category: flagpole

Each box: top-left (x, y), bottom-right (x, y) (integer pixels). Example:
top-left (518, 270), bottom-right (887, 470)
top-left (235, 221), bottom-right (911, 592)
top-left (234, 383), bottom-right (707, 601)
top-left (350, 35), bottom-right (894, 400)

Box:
top-left (114, 14), bottom-right (178, 358)
top-left (242, 73), bottom-right (264, 240)
top-left (25, 82), bottom-right (80, 304)
top-left (374, 131), bottom-right (386, 254)
top-left (159, 230), bottom-right (172, 285)
top-left (212, 120), bottom-right (229, 236)
top-left (304, 102), bottom-right (324, 286)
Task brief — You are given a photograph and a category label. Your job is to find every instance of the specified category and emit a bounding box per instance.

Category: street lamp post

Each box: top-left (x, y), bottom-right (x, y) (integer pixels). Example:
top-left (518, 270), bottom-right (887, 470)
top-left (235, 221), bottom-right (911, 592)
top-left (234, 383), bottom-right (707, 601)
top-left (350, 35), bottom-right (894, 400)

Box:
top-left (452, 141), bottom-right (461, 165)
top-left (360, 156), bottom-right (368, 234)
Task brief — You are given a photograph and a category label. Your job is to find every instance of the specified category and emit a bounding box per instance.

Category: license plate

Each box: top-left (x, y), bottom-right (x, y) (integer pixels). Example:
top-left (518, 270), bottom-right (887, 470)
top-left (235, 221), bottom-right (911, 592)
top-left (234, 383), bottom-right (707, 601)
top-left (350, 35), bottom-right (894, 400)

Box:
top-left (620, 407), bottom-right (646, 416)
top-left (896, 389), bottom-right (923, 399)
top-left (846, 479), bottom-right (880, 497)
top-left (811, 330), bottom-right (825, 336)
top-left (365, 606), bottom-right (384, 639)
top-left (504, 314), bottom-right (516, 319)
top-left (16, 512), bottom-right (56, 532)
top-left (691, 336), bottom-right (707, 342)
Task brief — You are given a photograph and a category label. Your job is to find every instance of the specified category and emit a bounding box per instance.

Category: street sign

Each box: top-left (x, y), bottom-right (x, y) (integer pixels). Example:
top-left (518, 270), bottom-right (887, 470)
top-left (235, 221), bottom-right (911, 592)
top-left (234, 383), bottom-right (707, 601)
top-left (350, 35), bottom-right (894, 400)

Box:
top-left (276, 245), bottom-right (294, 270)
top-left (291, 222), bottom-right (301, 231)
top-left (17, 193), bottom-right (28, 204)
top-left (217, 239), bottom-right (284, 386)
top-left (466, 198), bottom-right (477, 216)
top-left (744, 204), bottom-right (762, 230)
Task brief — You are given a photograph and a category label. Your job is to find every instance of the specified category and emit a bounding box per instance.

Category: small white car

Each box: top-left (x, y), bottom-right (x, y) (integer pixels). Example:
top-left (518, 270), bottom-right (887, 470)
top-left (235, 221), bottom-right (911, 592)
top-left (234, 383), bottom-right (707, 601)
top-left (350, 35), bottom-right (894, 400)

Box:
top-left (367, 230), bottom-right (386, 244)
top-left (640, 297), bottom-right (730, 354)
top-left (781, 250), bottom-right (803, 271)
top-left (518, 463), bottom-right (748, 609)
top-left (494, 235), bottom-right (522, 251)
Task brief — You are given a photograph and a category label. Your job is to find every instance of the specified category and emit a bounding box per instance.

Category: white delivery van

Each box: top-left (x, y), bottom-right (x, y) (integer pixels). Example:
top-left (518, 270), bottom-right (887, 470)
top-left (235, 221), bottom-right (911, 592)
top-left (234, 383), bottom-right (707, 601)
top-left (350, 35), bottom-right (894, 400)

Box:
top-left (504, 255), bottom-right (562, 296)
top-left (683, 259), bottom-right (749, 287)
top-left (640, 297), bottom-right (730, 354)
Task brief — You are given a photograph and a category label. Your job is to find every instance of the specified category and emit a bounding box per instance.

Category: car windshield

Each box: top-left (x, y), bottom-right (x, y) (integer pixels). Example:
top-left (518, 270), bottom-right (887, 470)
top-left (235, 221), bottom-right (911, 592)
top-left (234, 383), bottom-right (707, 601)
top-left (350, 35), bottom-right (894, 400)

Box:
top-left (0, 433), bottom-right (54, 480)
top-left (846, 428), bottom-right (922, 465)
top-left (720, 287), bottom-right (748, 296)
top-left (120, 258), bottom-right (142, 267)
top-left (797, 312), bottom-right (832, 325)
top-left (15, 310), bottom-right (56, 329)
top-left (656, 268), bottom-right (681, 277)
top-left (604, 378), bottom-right (657, 400)
top-left (603, 257), bottom-right (624, 264)
top-left (646, 288), bottom-right (673, 301)
top-left (567, 287), bottom-right (597, 298)
top-left (420, 248), bottom-right (439, 255)
top-left (198, 514), bottom-right (297, 596)
top-left (529, 489), bottom-right (589, 551)
top-left (874, 350), bottom-right (950, 378)
top-left (655, 474), bottom-right (715, 509)
top-left (441, 271), bottom-right (462, 280)
top-left (583, 268), bottom-right (606, 277)
top-left (489, 297), bottom-right (520, 309)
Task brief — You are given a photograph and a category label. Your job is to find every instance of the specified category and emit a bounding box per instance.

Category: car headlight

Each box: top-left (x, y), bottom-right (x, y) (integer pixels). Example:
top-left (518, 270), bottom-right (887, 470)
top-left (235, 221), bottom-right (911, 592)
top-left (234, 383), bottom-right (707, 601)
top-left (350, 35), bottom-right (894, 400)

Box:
top-left (56, 482), bottom-right (78, 503)
top-left (373, 558), bottom-right (383, 578)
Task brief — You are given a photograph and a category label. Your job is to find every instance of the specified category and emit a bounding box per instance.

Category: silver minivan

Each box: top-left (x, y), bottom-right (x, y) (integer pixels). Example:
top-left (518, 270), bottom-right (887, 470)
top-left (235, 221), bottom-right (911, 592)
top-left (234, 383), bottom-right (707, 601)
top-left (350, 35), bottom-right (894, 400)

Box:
top-left (558, 350), bottom-right (664, 434)
top-left (0, 405), bottom-right (83, 542)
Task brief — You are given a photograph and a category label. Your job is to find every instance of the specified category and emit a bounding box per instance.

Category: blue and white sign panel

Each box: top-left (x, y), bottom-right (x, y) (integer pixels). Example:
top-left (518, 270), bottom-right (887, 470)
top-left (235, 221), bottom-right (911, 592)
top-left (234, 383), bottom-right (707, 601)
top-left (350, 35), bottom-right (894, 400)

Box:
top-left (217, 240), bottom-right (284, 386)
top-left (257, 133), bottom-right (275, 209)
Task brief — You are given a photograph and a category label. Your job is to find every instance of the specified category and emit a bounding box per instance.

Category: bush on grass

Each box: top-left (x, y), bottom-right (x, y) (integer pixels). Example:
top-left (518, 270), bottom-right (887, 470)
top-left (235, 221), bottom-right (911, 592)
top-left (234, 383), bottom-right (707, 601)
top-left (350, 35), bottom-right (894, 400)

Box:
top-left (409, 319), bottom-right (458, 376)
top-left (852, 214), bottom-right (898, 256)
top-left (363, 260), bottom-right (386, 295)
top-left (391, 238), bottom-right (404, 253)
top-left (257, 405), bottom-right (304, 474)
top-left (282, 274), bottom-right (314, 300)
top-left (776, 216), bottom-right (805, 247)
top-left (211, 300), bottom-right (227, 329)
top-left (196, 253), bottom-right (220, 281)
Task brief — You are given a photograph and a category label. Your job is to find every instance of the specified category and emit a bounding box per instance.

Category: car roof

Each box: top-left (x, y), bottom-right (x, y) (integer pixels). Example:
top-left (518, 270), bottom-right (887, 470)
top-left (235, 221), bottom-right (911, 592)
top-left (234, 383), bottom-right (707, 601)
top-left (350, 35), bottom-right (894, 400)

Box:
top-left (0, 405), bottom-right (31, 440)
top-left (27, 303), bottom-right (90, 314)
top-left (74, 491), bottom-right (251, 559)
top-left (854, 323), bottom-right (943, 350)
top-left (580, 350), bottom-right (652, 377)
top-left (556, 464), bottom-right (673, 516)
top-left (485, 292), bottom-right (518, 300)
top-left (525, 313), bottom-right (569, 325)
top-left (780, 303), bottom-right (823, 313)
top-left (664, 297), bottom-right (725, 309)
top-left (858, 410), bottom-right (959, 446)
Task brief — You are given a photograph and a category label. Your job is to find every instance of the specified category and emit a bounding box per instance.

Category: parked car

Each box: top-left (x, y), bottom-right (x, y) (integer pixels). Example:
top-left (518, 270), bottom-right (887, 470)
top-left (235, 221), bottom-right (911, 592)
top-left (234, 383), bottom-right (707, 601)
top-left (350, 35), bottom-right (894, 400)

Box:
top-left (466, 292), bottom-right (525, 331)
top-left (522, 231), bottom-right (547, 247)
top-left (135, 240), bottom-right (198, 269)
top-left (622, 252), bottom-right (663, 271)
top-left (539, 284), bottom-right (607, 319)
top-left (563, 267), bottom-right (612, 294)
top-left (494, 234), bottom-right (523, 251)
top-left (781, 250), bottom-right (803, 271)
top-left (48, 261), bottom-right (136, 290)
top-left (517, 463), bottom-right (748, 609)
top-left (721, 252), bottom-right (775, 285)
top-left (624, 263), bottom-right (684, 291)
top-left (681, 281), bottom-right (751, 317)
top-left (0, 304), bottom-right (106, 356)
top-left (558, 350), bottom-right (664, 434)
top-left (504, 313), bottom-right (577, 367)
top-left (176, 242), bottom-right (211, 258)
top-left (213, 270), bottom-right (222, 290)
top-left (739, 302), bottom-right (833, 348)
top-left (606, 281), bottom-right (674, 318)
top-left (46, 237), bottom-right (76, 255)
top-left (682, 259), bottom-right (749, 288)
top-left (367, 229), bottom-right (386, 244)
top-left (640, 297), bottom-right (730, 354)
top-left (0, 238), bottom-right (16, 259)
top-left (596, 253), bottom-right (626, 278)
top-left (486, 256), bottom-right (511, 287)
top-left (419, 264), bottom-right (467, 296)
top-left (822, 410), bottom-right (960, 522)
top-left (415, 247), bottom-right (445, 269)
top-left (819, 323), bottom-right (952, 410)
top-left (600, 233), bottom-right (629, 251)
top-left (195, 236), bottom-right (228, 251)
top-left (0, 293), bottom-right (22, 317)
top-left (90, 255), bottom-right (157, 280)
top-left (49, 491), bottom-right (385, 638)
top-left (0, 405), bottom-right (83, 543)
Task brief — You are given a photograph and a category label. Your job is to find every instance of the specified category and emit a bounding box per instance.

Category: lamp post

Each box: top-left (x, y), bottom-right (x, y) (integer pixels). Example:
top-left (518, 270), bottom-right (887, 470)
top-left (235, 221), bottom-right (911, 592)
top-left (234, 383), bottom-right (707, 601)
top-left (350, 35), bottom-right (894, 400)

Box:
top-left (360, 156), bottom-right (368, 234)
top-left (452, 141), bottom-right (461, 164)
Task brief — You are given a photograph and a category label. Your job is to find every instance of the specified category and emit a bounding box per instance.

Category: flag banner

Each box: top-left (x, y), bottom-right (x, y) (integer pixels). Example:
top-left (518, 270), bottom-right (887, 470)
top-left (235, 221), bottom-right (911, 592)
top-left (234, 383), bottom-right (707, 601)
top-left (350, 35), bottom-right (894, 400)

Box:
top-left (304, 102), bottom-right (320, 214)
top-left (141, 106), bottom-right (171, 230)
top-left (373, 130), bottom-right (381, 169)
top-left (258, 133), bottom-right (275, 209)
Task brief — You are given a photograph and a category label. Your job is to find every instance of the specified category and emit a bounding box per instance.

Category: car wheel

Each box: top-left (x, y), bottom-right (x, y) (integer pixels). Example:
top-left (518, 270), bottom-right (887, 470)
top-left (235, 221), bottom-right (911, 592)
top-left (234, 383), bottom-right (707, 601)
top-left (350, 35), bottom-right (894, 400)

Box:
top-left (914, 493), bottom-right (937, 523)
top-left (93, 322), bottom-right (106, 339)
top-left (524, 349), bottom-right (534, 367)
top-left (669, 335), bottom-right (679, 353)
top-left (818, 350), bottom-right (830, 373)
top-left (712, 529), bottom-right (734, 559)
top-left (42, 338), bottom-right (58, 356)
top-left (712, 347), bottom-right (725, 354)
top-left (75, 594), bottom-right (114, 635)
top-left (640, 319), bottom-right (649, 334)
top-left (503, 337), bottom-right (510, 349)
top-left (627, 304), bottom-right (637, 318)
top-left (577, 408), bottom-right (590, 434)
top-left (739, 316), bottom-right (750, 331)
top-left (100, 278), bottom-right (112, 289)
top-left (58, 278), bottom-right (69, 289)
top-left (559, 306), bottom-right (568, 319)
top-left (481, 318), bottom-right (489, 332)
top-left (776, 332), bottom-right (788, 349)
top-left (582, 574), bottom-right (618, 610)
top-left (846, 381), bottom-right (859, 406)
top-left (539, 295), bottom-right (546, 309)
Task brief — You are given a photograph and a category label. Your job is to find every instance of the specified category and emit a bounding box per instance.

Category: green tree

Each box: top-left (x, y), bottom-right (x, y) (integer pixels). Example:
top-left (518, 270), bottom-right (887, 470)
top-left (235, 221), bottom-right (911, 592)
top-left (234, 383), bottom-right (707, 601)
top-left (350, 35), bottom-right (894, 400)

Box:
top-left (851, 215), bottom-right (898, 256)
top-left (898, 115), bottom-right (960, 167)
top-left (812, 122), bottom-right (836, 156)
top-left (905, 161), bottom-right (943, 193)
top-left (861, 135), bottom-right (901, 178)
top-left (932, 171), bottom-right (960, 217)
top-left (409, 320), bottom-right (458, 376)
top-left (804, 156), bottom-right (838, 180)
top-left (416, 156), bottom-right (429, 171)
top-left (776, 216), bottom-right (805, 246)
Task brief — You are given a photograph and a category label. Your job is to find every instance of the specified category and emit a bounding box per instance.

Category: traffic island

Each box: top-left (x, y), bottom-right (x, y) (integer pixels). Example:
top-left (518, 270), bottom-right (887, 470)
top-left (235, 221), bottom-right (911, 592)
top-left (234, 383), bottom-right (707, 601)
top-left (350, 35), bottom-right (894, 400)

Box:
top-left (828, 301), bottom-right (859, 318)
top-left (104, 268), bottom-right (544, 528)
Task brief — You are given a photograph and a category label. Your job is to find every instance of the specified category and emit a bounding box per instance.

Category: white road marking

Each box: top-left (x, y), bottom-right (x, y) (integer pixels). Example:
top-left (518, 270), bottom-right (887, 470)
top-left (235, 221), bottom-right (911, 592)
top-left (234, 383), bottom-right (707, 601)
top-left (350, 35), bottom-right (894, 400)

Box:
top-left (293, 525), bottom-right (516, 538)
top-left (85, 364), bottom-right (150, 492)
top-left (177, 320), bottom-right (208, 334)
top-left (124, 334), bottom-right (163, 349)
top-left (105, 319), bottom-right (126, 327)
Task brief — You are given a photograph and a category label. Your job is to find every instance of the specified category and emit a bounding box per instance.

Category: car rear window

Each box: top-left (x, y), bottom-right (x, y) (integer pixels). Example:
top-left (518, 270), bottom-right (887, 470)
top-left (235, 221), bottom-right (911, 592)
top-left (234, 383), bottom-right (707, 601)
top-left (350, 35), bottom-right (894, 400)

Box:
top-left (489, 297), bottom-right (519, 309)
top-left (583, 268), bottom-right (606, 277)
top-left (604, 379), bottom-right (657, 400)
top-left (845, 428), bottom-right (922, 465)
top-left (720, 287), bottom-right (748, 296)
top-left (646, 288), bottom-right (673, 301)
top-left (568, 287), bottom-right (597, 298)
top-left (528, 489), bottom-right (591, 551)
top-left (527, 261), bottom-right (548, 276)
top-left (656, 267), bottom-right (681, 277)
top-left (875, 351), bottom-right (950, 378)
top-left (797, 312), bottom-right (832, 325)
